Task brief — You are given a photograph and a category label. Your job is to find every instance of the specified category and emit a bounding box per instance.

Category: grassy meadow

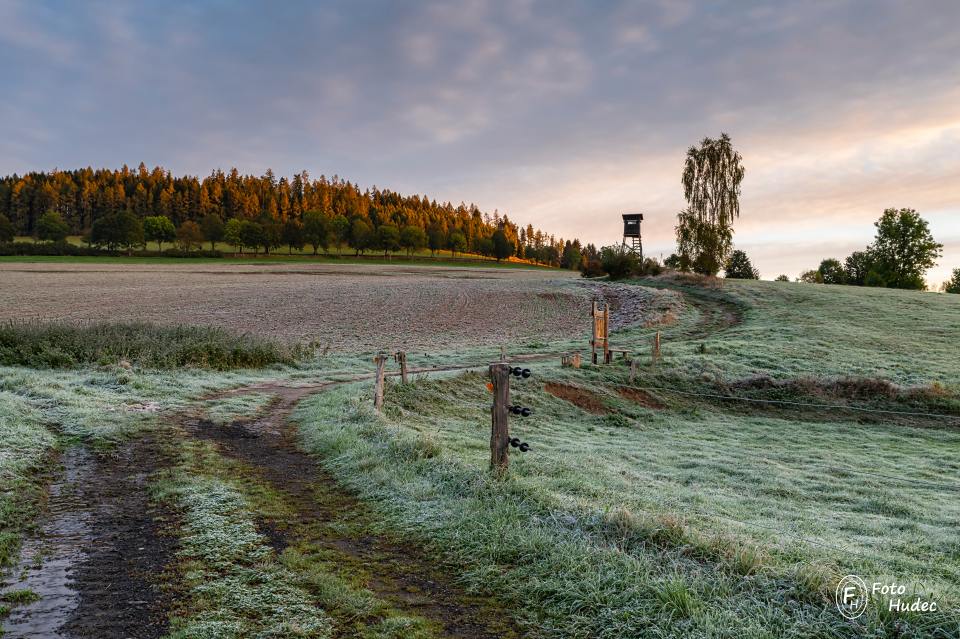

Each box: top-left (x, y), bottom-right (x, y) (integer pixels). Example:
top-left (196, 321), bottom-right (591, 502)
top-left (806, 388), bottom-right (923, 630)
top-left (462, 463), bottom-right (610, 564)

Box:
top-left (1, 270), bottom-right (958, 637)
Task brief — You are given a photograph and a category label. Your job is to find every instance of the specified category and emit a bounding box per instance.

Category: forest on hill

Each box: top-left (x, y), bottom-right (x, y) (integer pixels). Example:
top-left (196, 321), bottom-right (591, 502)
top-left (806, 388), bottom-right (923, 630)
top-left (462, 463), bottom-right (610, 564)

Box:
top-left (0, 164), bottom-right (588, 265)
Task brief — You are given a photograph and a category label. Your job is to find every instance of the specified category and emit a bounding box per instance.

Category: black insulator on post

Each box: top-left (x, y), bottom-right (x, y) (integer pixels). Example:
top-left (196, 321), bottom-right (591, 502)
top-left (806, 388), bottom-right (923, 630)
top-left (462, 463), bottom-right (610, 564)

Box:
top-left (518, 442), bottom-right (530, 452)
top-left (521, 368), bottom-right (531, 378)
top-left (520, 407), bottom-right (532, 417)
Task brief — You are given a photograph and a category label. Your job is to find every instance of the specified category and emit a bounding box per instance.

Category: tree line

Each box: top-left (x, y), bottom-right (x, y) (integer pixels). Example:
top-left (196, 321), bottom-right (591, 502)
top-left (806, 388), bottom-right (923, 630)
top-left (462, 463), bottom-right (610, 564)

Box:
top-left (0, 164), bottom-right (584, 265)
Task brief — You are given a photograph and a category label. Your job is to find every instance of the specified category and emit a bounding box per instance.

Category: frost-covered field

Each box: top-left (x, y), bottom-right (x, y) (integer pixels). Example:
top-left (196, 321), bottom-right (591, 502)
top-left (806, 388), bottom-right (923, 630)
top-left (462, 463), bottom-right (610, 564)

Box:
top-left (0, 262), bottom-right (585, 350)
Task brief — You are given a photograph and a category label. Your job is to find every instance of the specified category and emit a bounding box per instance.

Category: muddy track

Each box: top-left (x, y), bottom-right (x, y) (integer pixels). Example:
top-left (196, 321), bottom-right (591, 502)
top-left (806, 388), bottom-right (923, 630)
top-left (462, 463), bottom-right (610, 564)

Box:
top-left (1, 436), bottom-right (176, 639)
top-left (680, 291), bottom-right (743, 338)
top-left (187, 385), bottom-right (522, 639)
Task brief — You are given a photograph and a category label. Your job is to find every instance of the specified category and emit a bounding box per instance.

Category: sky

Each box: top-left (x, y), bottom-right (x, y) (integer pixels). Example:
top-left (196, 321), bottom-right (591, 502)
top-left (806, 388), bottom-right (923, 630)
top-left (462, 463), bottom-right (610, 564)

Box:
top-left (1, 0), bottom-right (958, 283)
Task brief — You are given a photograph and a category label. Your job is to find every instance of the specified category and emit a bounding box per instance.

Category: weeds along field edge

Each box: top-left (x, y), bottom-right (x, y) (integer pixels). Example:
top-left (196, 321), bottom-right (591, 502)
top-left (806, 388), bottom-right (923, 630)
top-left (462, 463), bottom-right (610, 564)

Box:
top-left (0, 321), bottom-right (301, 369)
top-left (293, 374), bottom-right (960, 639)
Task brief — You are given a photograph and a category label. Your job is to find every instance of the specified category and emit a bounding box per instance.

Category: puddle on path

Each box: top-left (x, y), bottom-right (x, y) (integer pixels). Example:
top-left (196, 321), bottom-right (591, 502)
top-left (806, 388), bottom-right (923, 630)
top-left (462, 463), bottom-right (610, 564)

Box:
top-left (2, 436), bottom-right (174, 639)
top-left (1, 448), bottom-right (98, 638)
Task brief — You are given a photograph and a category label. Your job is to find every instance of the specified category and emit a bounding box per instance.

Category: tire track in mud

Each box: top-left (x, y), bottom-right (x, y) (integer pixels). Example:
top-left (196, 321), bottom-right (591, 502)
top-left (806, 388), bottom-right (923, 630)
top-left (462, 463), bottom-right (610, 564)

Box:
top-left (187, 383), bottom-right (522, 639)
top-left (1, 436), bottom-right (176, 639)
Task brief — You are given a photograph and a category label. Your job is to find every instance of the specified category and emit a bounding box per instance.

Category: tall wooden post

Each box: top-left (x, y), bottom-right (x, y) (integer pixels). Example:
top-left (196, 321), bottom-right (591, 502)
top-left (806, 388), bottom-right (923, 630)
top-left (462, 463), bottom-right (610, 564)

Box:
top-left (652, 331), bottom-right (661, 363)
top-left (591, 301), bottom-right (611, 365)
top-left (603, 305), bottom-right (611, 364)
top-left (591, 301), bottom-right (598, 365)
top-left (395, 351), bottom-right (408, 383)
top-left (500, 345), bottom-right (506, 361)
top-left (374, 352), bottom-right (387, 411)
top-left (629, 359), bottom-right (639, 383)
top-left (489, 363), bottom-right (511, 474)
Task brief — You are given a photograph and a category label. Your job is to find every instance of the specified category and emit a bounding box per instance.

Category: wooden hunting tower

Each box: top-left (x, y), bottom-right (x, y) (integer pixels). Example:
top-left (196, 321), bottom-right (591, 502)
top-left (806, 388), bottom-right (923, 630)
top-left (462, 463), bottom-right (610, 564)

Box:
top-left (621, 213), bottom-right (643, 257)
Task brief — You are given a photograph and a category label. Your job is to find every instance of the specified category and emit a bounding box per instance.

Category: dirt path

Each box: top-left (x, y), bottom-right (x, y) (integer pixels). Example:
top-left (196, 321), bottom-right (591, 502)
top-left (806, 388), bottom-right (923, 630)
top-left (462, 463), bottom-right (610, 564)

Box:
top-left (1, 436), bottom-right (175, 639)
top-left (187, 383), bottom-right (521, 639)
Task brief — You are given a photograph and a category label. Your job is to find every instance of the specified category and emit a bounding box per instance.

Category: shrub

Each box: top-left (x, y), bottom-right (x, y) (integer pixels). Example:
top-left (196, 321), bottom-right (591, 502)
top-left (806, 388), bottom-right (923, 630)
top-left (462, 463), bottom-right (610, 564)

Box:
top-left (600, 246), bottom-right (640, 280)
top-left (798, 269), bottom-right (823, 283)
top-left (775, 274), bottom-right (789, 282)
top-left (0, 241), bottom-right (102, 256)
top-left (639, 257), bottom-right (663, 276)
top-left (817, 258), bottom-right (847, 284)
top-left (579, 258), bottom-right (605, 278)
top-left (942, 268), bottom-right (960, 294)
top-left (0, 322), bottom-right (299, 369)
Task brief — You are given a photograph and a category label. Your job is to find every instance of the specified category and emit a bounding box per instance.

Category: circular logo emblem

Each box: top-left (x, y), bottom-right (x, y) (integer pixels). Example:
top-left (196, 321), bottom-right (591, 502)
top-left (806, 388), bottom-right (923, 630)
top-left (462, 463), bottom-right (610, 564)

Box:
top-left (836, 575), bottom-right (869, 620)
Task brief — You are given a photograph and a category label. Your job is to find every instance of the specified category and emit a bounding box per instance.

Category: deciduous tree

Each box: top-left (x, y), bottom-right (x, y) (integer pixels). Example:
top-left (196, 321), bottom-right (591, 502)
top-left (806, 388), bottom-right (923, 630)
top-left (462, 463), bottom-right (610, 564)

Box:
top-left (36, 210), bottom-right (70, 243)
top-left (867, 208), bottom-right (942, 290)
top-left (176, 220), bottom-right (204, 251)
top-left (400, 225), bottom-right (427, 256)
top-left (282, 219), bottom-right (305, 254)
top-left (0, 213), bottom-right (13, 243)
top-left (676, 133), bottom-right (744, 275)
top-left (449, 231), bottom-right (466, 257)
top-left (817, 258), bottom-right (847, 284)
top-left (377, 223), bottom-right (400, 257)
top-left (143, 215), bottom-right (176, 250)
top-left (224, 218), bottom-right (244, 253)
top-left (350, 218), bottom-right (373, 255)
top-left (302, 211), bottom-right (328, 255)
top-left (330, 214), bottom-right (349, 254)
top-left (200, 213), bottom-right (224, 250)
top-left (239, 220), bottom-right (264, 255)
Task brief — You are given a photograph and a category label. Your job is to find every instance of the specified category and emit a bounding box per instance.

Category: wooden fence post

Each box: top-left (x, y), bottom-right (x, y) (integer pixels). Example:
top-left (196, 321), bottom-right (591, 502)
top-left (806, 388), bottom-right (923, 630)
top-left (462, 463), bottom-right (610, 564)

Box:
top-left (652, 331), bottom-right (661, 363)
top-left (591, 301), bottom-right (598, 365)
top-left (489, 363), bottom-right (511, 474)
top-left (394, 351), bottom-right (408, 383)
top-left (603, 305), bottom-right (611, 364)
top-left (500, 345), bottom-right (506, 361)
top-left (630, 359), bottom-right (639, 383)
top-left (374, 352), bottom-right (387, 411)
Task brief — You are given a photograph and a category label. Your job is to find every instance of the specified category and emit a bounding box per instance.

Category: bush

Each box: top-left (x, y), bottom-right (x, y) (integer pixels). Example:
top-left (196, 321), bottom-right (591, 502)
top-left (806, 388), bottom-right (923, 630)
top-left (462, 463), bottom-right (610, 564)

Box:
top-left (639, 257), bottom-right (663, 276)
top-left (580, 258), bottom-right (605, 278)
top-left (600, 247), bottom-right (641, 280)
top-left (817, 258), bottom-right (847, 284)
top-left (159, 248), bottom-right (223, 258)
top-left (943, 268), bottom-right (960, 294)
top-left (0, 322), bottom-right (299, 369)
top-left (775, 274), bottom-right (789, 282)
top-left (798, 269), bottom-right (823, 284)
top-left (0, 241), bottom-right (103, 256)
